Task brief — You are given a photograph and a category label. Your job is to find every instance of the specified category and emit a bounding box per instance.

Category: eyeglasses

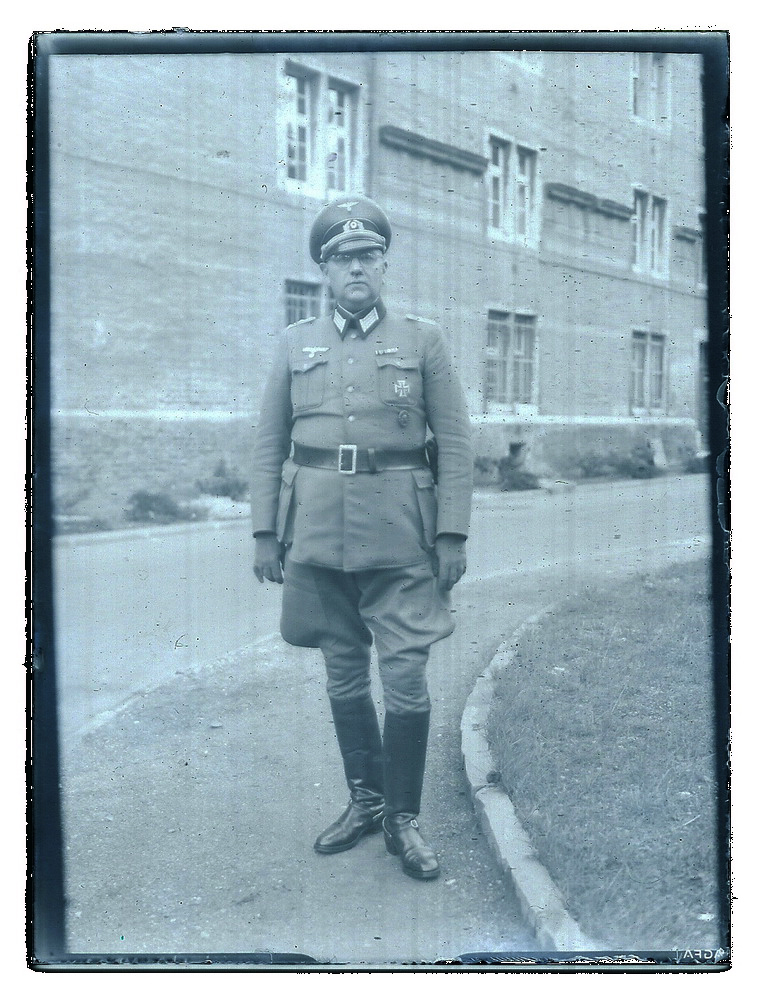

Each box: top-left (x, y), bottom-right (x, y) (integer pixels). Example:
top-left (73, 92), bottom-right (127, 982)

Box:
top-left (327, 249), bottom-right (385, 267)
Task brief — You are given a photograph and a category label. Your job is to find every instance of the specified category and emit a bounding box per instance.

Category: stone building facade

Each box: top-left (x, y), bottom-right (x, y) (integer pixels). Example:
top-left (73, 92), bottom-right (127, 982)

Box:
top-left (46, 47), bottom-right (709, 526)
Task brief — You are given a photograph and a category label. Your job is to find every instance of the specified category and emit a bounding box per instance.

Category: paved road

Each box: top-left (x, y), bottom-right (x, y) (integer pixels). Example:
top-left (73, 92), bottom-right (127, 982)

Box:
top-left (51, 474), bottom-right (713, 963)
top-left (53, 473), bottom-right (712, 746)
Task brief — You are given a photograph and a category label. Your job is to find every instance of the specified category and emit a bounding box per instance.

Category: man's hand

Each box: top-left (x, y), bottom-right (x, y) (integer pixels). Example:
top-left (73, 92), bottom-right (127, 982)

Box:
top-left (253, 532), bottom-right (284, 584)
top-left (434, 534), bottom-right (467, 592)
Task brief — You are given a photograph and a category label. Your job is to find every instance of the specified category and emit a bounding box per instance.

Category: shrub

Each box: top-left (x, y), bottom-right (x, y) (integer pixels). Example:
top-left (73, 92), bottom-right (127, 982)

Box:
top-left (626, 441), bottom-right (658, 478)
top-left (497, 457), bottom-right (540, 491)
top-left (196, 460), bottom-right (249, 501)
top-left (474, 455), bottom-right (499, 486)
top-left (577, 450), bottom-right (621, 479)
top-left (577, 442), bottom-right (658, 481)
top-left (125, 490), bottom-right (207, 524)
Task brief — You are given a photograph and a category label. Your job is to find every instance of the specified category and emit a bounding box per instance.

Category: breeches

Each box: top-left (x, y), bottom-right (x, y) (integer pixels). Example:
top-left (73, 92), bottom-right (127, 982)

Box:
top-left (280, 551), bottom-right (454, 714)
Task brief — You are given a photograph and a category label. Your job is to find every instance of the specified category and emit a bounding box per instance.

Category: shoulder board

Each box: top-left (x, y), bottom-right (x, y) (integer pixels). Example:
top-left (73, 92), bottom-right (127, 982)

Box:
top-left (286, 316), bottom-right (317, 329)
top-left (405, 313), bottom-right (438, 326)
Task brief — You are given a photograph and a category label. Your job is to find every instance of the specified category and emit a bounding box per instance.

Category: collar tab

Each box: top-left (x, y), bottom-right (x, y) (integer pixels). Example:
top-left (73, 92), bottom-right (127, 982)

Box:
top-left (333, 300), bottom-right (386, 338)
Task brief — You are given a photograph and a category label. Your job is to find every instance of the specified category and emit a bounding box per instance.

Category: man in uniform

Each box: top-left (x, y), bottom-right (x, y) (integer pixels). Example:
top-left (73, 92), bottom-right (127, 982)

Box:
top-left (250, 196), bottom-right (473, 881)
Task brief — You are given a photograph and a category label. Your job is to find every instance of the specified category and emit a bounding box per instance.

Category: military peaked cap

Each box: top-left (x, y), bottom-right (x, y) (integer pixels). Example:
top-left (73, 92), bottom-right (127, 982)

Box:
top-left (309, 196), bottom-right (392, 264)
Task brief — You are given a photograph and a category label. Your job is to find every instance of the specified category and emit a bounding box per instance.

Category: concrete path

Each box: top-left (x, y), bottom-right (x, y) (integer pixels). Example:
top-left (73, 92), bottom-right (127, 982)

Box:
top-left (53, 475), bottom-right (713, 966)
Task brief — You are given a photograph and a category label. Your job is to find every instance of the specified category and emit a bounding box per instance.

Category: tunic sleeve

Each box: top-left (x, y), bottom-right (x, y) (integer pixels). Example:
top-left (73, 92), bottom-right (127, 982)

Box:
top-left (421, 325), bottom-right (474, 539)
top-left (249, 333), bottom-right (293, 537)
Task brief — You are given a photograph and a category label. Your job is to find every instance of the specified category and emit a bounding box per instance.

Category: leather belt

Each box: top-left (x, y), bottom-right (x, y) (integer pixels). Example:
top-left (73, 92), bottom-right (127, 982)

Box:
top-left (292, 442), bottom-right (428, 475)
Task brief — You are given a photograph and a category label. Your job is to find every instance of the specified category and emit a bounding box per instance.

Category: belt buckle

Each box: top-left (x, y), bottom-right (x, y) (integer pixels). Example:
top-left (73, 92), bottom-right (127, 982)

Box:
top-left (338, 444), bottom-right (357, 474)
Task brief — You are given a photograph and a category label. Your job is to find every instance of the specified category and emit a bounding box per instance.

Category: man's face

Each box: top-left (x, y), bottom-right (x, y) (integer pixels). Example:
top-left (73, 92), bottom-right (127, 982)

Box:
top-left (321, 249), bottom-right (388, 313)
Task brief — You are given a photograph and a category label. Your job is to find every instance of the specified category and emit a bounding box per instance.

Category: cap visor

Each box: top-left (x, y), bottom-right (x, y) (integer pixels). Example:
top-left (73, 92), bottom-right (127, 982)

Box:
top-left (322, 231), bottom-right (385, 260)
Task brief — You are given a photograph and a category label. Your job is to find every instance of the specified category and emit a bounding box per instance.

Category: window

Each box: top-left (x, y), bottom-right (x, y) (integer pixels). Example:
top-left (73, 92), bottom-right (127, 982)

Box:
top-left (488, 139), bottom-right (508, 232)
top-left (283, 71), bottom-right (315, 183)
top-left (633, 190), bottom-right (668, 277)
top-left (284, 280), bottom-right (323, 327)
top-left (280, 65), bottom-right (360, 195)
top-left (326, 80), bottom-right (355, 194)
top-left (630, 331), bottom-right (666, 413)
top-left (485, 311), bottom-right (537, 407)
top-left (487, 137), bottom-right (539, 244)
top-left (515, 148), bottom-right (535, 241)
top-left (631, 52), bottom-right (671, 127)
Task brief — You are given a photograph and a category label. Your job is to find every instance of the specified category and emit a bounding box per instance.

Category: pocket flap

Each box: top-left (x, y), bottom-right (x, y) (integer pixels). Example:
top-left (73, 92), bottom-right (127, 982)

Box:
top-left (291, 355), bottom-right (329, 374)
top-left (375, 355), bottom-right (420, 371)
top-left (412, 467), bottom-right (435, 490)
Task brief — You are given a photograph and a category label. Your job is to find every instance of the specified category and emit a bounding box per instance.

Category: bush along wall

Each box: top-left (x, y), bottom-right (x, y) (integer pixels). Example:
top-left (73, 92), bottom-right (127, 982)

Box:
top-left (471, 420), bottom-right (701, 490)
top-left (49, 413), bottom-right (706, 533)
top-left (50, 414), bottom-right (256, 532)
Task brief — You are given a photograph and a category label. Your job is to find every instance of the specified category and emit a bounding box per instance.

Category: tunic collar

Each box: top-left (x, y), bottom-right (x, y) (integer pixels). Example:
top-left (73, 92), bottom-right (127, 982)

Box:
top-left (332, 299), bottom-right (386, 339)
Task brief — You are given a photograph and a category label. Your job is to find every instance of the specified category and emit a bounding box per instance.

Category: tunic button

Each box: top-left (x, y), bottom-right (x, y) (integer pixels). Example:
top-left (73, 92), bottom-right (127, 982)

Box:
top-left (398, 410), bottom-right (410, 427)
top-left (346, 386), bottom-right (355, 393)
top-left (347, 357), bottom-right (355, 364)
top-left (350, 333), bottom-right (357, 339)
top-left (348, 415), bottom-right (356, 422)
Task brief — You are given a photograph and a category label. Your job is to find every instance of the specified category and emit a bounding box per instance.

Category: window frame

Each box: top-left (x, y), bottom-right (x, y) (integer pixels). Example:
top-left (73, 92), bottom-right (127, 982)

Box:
top-left (486, 132), bottom-right (541, 247)
top-left (632, 188), bottom-right (669, 278)
top-left (487, 137), bottom-right (509, 234)
top-left (484, 308), bottom-right (539, 414)
top-left (630, 52), bottom-right (672, 129)
top-left (279, 62), bottom-right (362, 197)
top-left (283, 279), bottom-right (325, 327)
top-left (630, 330), bottom-right (668, 415)
top-left (281, 66), bottom-right (319, 190)
top-left (324, 77), bottom-right (360, 197)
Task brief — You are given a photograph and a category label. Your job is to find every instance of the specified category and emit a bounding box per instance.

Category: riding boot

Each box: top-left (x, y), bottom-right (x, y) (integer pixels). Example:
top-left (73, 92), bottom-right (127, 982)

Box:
top-left (313, 695), bottom-right (385, 854)
top-left (382, 709), bottom-right (440, 880)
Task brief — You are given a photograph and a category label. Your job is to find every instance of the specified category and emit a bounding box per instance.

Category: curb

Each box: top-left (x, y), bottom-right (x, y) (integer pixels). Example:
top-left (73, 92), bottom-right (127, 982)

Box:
top-left (52, 514), bottom-right (249, 547)
top-left (460, 613), bottom-right (607, 953)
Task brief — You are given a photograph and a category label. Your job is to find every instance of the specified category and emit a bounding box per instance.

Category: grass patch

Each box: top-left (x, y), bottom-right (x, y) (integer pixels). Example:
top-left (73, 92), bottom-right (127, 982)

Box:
top-left (487, 559), bottom-right (726, 952)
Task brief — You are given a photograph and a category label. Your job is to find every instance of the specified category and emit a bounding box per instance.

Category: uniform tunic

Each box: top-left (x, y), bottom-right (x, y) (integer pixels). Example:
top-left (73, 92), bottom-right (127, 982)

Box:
top-left (250, 300), bottom-right (473, 571)
top-left (250, 300), bottom-right (473, 712)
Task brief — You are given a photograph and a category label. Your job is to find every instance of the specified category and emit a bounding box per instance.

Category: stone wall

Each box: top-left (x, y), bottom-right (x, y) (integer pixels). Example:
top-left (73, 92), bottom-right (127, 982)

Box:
top-left (50, 414), bottom-right (256, 529)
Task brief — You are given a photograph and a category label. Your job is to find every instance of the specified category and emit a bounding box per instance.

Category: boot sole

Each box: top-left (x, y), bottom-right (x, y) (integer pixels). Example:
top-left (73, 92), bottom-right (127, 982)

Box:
top-left (313, 819), bottom-right (383, 854)
top-left (400, 862), bottom-right (440, 881)
top-left (384, 835), bottom-right (440, 880)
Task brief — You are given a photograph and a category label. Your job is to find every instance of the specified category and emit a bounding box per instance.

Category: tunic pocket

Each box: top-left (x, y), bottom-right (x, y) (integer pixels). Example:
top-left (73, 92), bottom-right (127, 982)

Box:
top-left (276, 460), bottom-right (299, 543)
top-left (280, 557), bottom-right (327, 649)
top-left (290, 354), bottom-right (329, 411)
top-left (375, 355), bottom-right (422, 407)
top-left (412, 467), bottom-right (437, 549)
